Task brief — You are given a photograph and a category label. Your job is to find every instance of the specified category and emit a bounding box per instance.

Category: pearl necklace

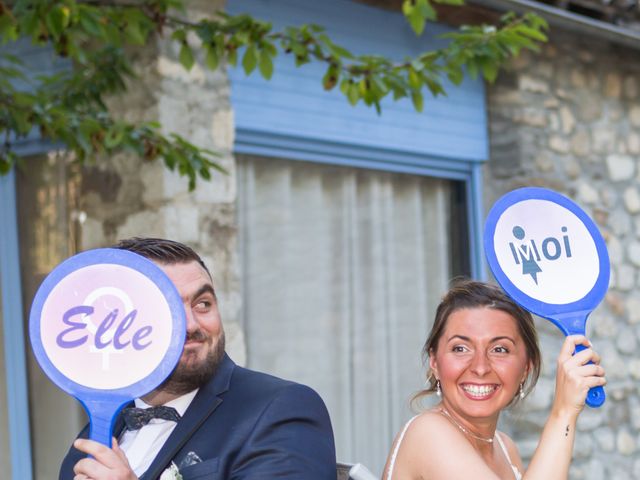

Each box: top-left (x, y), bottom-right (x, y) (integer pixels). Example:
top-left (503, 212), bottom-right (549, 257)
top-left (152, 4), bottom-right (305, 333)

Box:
top-left (438, 407), bottom-right (494, 444)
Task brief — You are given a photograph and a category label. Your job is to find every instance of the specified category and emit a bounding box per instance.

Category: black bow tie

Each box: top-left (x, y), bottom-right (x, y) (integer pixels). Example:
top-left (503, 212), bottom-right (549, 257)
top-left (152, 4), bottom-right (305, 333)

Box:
top-left (121, 406), bottom-right (181, 431)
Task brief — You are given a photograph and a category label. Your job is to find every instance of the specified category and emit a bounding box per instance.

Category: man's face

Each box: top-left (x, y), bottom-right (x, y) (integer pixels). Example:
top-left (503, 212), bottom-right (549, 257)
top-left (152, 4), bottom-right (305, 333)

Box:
top-left (157, 260), bottom-right (225, 394)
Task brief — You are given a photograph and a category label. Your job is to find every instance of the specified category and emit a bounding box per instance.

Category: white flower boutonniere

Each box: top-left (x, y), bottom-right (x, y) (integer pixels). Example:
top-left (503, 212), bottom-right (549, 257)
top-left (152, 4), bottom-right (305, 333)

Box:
top-left (159, 462), bottom-right (183, 480)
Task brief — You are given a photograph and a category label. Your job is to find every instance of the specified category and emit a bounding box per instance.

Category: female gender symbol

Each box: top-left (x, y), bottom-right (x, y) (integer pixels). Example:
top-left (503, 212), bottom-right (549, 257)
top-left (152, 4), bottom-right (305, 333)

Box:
top-left (29, 248), bottom-right (186, 445)
top-left (484, 187), bottom-right (609, 408)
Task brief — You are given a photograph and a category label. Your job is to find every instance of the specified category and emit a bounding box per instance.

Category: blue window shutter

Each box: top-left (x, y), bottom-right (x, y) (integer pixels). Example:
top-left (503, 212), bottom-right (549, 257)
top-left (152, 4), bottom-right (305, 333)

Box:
top-left (227, 0), bottom-right (489, 170)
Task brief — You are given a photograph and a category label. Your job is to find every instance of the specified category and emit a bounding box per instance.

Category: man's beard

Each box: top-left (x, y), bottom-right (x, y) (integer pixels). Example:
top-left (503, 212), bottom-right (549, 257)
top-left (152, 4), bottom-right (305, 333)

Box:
top-left (159, 329), bottom-right (226, 395)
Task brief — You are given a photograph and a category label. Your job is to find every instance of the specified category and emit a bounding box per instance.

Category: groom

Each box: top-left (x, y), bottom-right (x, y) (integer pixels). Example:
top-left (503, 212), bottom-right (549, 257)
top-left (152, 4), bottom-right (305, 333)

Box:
top-left (59, 237), bottom-right (336, 479)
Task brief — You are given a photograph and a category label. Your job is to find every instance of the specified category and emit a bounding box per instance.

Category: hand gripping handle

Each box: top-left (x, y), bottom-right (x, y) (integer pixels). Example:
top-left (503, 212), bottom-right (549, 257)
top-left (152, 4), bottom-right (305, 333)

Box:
top-left (574, 343), bottom-right (605, 408)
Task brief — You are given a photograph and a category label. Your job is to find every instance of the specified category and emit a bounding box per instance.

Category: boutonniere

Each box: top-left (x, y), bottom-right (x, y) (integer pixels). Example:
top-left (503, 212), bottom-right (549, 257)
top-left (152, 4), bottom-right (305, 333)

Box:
top-left (159, 462), bottom-right (183, 480)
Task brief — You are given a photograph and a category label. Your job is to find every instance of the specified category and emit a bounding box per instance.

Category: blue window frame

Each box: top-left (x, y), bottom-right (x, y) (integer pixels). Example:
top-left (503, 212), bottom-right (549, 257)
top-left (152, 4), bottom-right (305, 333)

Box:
top-left (0, 170), bottom-right (33, 480)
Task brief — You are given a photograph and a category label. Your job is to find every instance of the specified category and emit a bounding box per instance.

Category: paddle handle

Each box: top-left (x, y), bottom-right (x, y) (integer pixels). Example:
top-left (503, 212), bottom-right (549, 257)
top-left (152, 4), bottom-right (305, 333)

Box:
top-left (80, 397), bottom-right (128, 447)
top-left (574, 344), bottom-right (606, 408)
top-left (89, 407), bottom-right (114, 446)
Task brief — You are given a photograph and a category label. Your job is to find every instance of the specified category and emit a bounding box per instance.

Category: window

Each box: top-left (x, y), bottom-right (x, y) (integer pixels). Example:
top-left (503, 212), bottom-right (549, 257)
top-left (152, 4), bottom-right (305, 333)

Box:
top-left (238, 155), bottom-right (469, 472)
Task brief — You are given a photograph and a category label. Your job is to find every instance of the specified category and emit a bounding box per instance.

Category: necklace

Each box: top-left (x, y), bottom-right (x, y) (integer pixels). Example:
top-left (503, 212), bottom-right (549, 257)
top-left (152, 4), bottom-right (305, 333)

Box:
top-left (438, 407), bottom-right (494, 444)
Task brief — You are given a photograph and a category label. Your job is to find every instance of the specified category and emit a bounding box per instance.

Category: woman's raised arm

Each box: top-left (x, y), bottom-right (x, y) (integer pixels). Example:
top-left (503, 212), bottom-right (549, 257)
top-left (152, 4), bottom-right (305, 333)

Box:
top-left (524, 335), bottom-right (606, 480)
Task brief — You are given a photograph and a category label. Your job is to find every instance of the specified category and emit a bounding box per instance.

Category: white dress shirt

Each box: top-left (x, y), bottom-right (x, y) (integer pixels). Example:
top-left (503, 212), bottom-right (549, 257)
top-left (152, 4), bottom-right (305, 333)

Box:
top-left (119, 390), bottom-right (198, 477)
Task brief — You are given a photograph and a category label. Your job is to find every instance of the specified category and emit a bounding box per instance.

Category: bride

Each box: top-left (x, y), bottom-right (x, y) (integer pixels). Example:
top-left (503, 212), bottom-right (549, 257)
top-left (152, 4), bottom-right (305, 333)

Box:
top-left (383, 281), bottom-right (606, 479)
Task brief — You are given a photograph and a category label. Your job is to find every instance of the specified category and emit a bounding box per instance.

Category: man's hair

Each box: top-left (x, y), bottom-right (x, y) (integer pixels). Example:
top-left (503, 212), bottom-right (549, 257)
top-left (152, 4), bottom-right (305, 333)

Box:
top-left (115, 237), bottom-right (212, 279)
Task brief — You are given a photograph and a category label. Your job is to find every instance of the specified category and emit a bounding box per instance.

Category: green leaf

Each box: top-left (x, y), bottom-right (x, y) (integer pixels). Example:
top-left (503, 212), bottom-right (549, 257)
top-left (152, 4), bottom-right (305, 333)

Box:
top-left (205, 44), bottom-right (219, 70)
top-left (371, 75), bottom-right (388, 96)
top-left (403, 1), bottom-right (426, 35)
top-left (481, 59), bottom-right (498, 83)
top-left (518, 26), bottom-right (548, 42)
top-left (408, 11), bottom-right (424, 35)
top-left (326, 43), bottom-right (354, 60)
top-left (408, 67), bottom-right (422, 89)
top-left (172, 29), bottom-right (187, 43)
top-left (258, 50), bottom-right (274, 79)
top-left (179, 43), bottom-right (195, 70)
top-left (402, 1), bottom-right (414, 18)
top-left (0, 15), bottom-right (18, 42)
top-left (411, 90), bottom-right (424, 112)
top-left (0, 156), bottom-right (12, 175)
top-left (125, 20), bottom-right (147, 45)
top-left (416, 0), bottom-right (437, 22)
top-left (104, 127), bottom-right (124, 149)
top-left (45, 6), bottom-right (69, 40)
top-left (339, 78), bottom-right (351, 95)
top-left (78, 7), bottom-right (104, 37)
top-left (12, 111), bottom-right (32, 135)
top-left (18, 11), bottom-right (40, 37)
top-left (322, 64), bottom-right (339, 90)
top-left (228, 47), bottom-right (238, 67)
top-left (346, 82), bottom-right (360, 106)
top-left (242, 45), bottom-right (258, 75)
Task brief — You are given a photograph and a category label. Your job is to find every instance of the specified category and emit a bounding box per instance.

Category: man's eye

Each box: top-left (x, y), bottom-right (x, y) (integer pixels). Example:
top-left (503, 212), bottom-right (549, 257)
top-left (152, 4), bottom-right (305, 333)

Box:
top-left (195, 300), bottom-right (211, 309)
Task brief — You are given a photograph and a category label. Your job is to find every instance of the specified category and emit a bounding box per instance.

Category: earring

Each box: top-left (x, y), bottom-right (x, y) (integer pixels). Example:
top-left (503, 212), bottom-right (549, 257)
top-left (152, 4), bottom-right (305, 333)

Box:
top-left (519, 382), bottom-right (525, 399)
top-left (436, 379), bottom-right (442, 397)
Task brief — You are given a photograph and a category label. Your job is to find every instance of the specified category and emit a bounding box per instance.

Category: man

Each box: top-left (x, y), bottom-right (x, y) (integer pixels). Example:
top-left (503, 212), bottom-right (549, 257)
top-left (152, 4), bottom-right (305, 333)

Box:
top-left (59, 237), bottom-right (337, 479)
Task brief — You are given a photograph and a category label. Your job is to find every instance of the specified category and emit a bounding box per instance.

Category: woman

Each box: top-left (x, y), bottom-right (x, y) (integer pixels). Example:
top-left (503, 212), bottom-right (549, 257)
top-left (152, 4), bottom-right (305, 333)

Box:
top-left (383, 280), bottom-right (606, 480)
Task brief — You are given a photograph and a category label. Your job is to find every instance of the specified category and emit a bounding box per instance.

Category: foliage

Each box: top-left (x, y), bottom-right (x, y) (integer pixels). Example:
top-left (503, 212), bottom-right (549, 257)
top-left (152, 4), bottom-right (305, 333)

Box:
top-left (0, 0), bottom-right (547, 189)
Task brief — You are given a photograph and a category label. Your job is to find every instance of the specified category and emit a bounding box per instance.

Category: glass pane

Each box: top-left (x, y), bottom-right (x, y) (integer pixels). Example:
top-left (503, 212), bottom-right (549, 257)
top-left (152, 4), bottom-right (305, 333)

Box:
top-left (16, 154), bottom-right (86, 480)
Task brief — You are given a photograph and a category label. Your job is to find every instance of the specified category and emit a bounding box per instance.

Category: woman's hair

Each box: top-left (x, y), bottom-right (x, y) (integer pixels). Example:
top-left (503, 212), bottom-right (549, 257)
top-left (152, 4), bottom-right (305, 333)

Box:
top-left (412, 279), bottom-right (541, 408)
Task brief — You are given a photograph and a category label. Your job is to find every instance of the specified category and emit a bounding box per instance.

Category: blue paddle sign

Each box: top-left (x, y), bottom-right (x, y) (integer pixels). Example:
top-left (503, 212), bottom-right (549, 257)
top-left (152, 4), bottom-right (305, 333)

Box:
top-left (29, 248), bottom-right (186, 445)
top-left (484, 187), bottom-right (609, 408)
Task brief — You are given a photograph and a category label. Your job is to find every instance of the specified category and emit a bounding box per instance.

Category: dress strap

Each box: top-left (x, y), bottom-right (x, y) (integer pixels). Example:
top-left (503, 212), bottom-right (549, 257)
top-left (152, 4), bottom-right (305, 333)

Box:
top-left (386, 415), bottom-right (418, 480)
top-left (495, 432), bottom-right (523, 480)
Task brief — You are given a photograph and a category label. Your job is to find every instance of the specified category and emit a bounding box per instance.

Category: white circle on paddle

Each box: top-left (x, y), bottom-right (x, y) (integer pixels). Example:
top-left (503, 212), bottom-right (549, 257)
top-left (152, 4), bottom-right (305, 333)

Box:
top-left (492, 199), bottom-right (600, 305)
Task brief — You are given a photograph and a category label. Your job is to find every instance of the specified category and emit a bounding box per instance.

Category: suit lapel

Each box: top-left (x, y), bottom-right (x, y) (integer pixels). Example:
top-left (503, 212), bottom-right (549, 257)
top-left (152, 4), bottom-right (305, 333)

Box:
top-left (140, 355), bottom-right (235, 480)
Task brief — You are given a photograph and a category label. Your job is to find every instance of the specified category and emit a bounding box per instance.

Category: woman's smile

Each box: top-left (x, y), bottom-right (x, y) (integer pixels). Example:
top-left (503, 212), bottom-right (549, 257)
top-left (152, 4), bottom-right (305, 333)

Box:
top-left (460, 383), bottom-right (500, 400)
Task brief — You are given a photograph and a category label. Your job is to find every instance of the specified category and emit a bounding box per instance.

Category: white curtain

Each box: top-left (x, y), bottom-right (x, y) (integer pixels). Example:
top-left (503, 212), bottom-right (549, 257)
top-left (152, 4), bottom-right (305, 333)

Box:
top-left (237, 155), bottom-right (454, 475)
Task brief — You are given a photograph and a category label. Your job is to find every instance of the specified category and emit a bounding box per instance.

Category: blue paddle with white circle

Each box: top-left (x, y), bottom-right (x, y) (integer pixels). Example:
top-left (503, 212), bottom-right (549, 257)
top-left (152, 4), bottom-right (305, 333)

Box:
top-left (29, 248), bottom-right (186, 445)
top-left (484, 187), bottom-right (608, 408)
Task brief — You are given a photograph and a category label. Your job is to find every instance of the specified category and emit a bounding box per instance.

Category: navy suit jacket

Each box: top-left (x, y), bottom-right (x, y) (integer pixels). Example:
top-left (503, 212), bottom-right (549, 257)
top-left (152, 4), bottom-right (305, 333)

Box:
top-left (59, 354), bottom-right (337, 479)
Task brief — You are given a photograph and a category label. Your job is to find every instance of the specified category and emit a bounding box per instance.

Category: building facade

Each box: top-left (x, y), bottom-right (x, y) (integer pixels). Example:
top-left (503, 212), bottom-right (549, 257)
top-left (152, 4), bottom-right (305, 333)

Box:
top-left (1, 0), bottom-right (639, 478)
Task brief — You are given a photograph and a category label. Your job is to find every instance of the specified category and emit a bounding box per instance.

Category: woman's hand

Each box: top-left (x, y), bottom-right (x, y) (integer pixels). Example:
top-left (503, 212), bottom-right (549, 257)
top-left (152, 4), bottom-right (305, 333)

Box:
top-left (552, 335), bottom-right (606, 418)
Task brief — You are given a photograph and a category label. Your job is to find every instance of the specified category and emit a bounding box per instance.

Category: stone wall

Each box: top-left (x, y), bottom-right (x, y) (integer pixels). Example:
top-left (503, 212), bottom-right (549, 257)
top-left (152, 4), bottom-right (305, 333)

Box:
top-left (487, 30), bottom-right (640, 478)
top-left (77, 0), bottom-right (246, 365)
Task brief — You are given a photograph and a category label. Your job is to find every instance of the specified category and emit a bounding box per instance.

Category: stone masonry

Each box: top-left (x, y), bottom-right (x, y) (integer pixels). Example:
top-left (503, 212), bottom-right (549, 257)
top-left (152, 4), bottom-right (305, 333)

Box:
top-left (487, 29), bottom-right (640, 478)
top-left (77, 0), bottom-right (246, 364)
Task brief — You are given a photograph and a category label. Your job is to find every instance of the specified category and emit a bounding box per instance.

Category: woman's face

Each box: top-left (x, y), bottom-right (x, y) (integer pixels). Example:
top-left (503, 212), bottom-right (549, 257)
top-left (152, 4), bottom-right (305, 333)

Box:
top-left (429, 307), bottom-right (530, 421)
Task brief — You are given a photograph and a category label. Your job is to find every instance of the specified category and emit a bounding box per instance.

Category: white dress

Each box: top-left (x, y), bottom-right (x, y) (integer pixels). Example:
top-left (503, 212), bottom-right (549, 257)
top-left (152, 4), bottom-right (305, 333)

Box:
top-left (386, 416), bottom-right (523, 480)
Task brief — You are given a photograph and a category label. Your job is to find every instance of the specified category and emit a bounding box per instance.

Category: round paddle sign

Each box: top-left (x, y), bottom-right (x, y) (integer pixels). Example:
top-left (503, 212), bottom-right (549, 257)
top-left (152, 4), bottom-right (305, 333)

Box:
top-left (30, 248), bottom-right (186, 445)
top-left (484, 187), bottom-right (609, 407)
